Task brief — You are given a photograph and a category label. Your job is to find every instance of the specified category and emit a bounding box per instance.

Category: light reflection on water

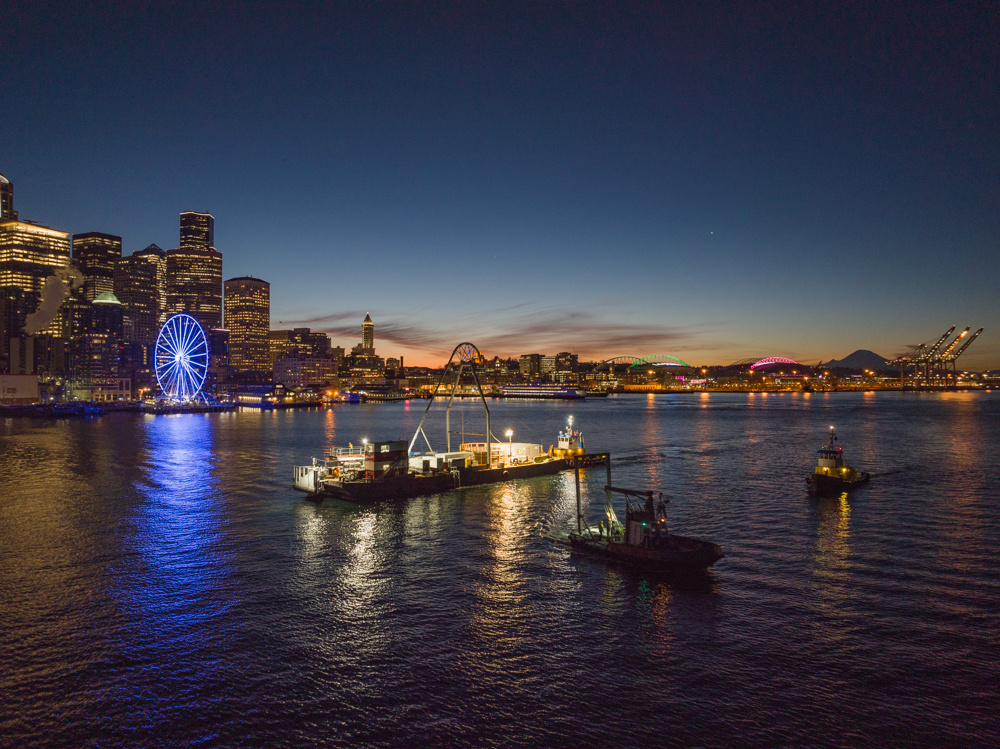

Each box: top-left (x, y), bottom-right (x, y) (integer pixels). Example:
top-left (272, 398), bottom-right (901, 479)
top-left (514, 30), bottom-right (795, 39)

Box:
top-left (1, 393), bottom-right (999, 747)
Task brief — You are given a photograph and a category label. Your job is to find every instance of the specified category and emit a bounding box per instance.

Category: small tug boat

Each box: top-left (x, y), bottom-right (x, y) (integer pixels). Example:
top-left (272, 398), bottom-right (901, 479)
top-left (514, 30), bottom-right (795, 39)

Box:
top-left (549, 416), bottom-right (609, 467)
top-left (806, 427), bottom-right (870, 496)
top-left (568, 483), bottom-right (724, 571)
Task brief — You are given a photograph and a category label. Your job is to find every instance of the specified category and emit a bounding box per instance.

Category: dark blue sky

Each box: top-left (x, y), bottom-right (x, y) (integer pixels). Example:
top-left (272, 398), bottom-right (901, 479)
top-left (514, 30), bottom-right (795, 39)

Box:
top-left (4, 2), bottom-right (998, 367)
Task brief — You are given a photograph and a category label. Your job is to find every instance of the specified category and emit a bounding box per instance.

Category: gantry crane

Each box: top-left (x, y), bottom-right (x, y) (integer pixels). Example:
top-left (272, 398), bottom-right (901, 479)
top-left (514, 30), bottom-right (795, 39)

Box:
top-left (890, 325), bottom-right (984, 386)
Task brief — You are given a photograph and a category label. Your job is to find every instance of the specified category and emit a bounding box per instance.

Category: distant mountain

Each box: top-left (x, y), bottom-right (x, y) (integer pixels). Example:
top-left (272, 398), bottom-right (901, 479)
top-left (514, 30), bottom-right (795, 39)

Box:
top-left (821, 350), bottom-right (892, 371)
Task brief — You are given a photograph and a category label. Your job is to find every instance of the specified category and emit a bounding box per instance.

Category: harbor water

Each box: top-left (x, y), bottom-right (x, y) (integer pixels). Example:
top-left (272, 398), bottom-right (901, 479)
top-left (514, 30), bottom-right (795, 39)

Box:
top-left (1, 392), bottom-right (997, 747)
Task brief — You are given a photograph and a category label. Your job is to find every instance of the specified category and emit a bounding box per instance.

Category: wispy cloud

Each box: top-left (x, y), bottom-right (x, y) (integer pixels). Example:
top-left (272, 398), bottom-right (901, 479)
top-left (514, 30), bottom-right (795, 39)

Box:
top-left (280, 303), bottom-right (737, 365)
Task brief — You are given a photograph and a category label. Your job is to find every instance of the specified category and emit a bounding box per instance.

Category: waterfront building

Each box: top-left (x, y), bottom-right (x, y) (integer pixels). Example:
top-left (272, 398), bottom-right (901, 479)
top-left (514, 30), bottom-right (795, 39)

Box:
top-left (273, 353), bottom-right (337, 388)
top-left (519, 353), bottom-right (542, 379)
top-left (224, 276), bottom-right (270, 381)
top-left (207, 327), bottom-right (231, 388)
top-left (73, 292), bottom-right (127, 401)
top-left (268, 327), bottom-right (331, 367)
top-left (73, 232), bottom-right (122, 301)
top-left (115, 247), bottom-right (164, 347)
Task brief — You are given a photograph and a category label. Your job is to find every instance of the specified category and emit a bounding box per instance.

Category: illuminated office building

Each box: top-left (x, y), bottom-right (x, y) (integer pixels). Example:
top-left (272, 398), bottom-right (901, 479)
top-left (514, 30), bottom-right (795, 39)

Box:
top-left (180, 211), bottom-right (214, 250)
top-left (166, 212), bottom-right (223, 330)
top-left (0, 219), bottom-right (72, 295)
top-left (180, 211), bottom-right (214, 251)
top-left (166, 247), bottom-right (222, 329)
top-left (133, 244), bottom-right (167, 324)
top-left (206, 327), bottom-right (231, 387)
top-left (73, 231), bottom-right (122, 301)
top-left (73, 292), bottom-right (125, 399)
top-left (224, 276), bottom-right (270, 380)
top-left (114, 248), bottom-right (163, 347)
top-left (268, 327), bottom-right (331, 366)
top-left (0, 174), bottom-right (15, 220)
top-left (0, 181), bottom-right (72, 370)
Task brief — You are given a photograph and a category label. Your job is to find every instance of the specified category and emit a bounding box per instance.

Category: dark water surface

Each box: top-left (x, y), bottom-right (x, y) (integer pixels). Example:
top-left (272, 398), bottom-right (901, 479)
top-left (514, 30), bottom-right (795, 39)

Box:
top-left (2, 392), bottom-right (998, 747)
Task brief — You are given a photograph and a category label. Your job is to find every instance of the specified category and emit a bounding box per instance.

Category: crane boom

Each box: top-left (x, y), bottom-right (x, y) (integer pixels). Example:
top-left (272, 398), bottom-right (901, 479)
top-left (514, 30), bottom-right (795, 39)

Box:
top-left (940, 327), bottom-right (971, 358)
top-left (926, 325), bottom-right (956, 356)
top-left (947, 328), bottom-right (983, 360)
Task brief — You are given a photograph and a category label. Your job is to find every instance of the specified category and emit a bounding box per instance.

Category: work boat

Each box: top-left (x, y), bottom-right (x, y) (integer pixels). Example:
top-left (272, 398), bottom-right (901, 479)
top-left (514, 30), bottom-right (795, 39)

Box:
top-left (292, 342), bottom-right (602, 502)
top-left (806, 427), bottom-right (870, 496)
top-left (568, 484), bottom-right (724, 570)
top-left (551, 415), bottom-right (609, 467)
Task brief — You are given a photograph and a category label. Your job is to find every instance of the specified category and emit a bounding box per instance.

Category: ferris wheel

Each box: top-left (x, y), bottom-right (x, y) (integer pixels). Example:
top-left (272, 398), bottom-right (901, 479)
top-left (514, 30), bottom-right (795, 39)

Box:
top-left (154, 313), bottom-right (209, 402)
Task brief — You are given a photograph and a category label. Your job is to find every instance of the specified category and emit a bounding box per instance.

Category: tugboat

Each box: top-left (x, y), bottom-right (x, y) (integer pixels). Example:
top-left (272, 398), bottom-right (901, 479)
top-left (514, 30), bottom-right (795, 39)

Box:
top-left (568, 482), bottom-right (724, 571)
top-left (549, 415), bottom-right (609, 467)
top-left (806, 427), bottom-right (870, 496)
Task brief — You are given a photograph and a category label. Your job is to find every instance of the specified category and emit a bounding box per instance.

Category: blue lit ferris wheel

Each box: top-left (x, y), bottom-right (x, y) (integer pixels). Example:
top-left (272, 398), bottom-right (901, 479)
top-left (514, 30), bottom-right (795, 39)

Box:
top-left (155, 313), bottom-right (209, 402)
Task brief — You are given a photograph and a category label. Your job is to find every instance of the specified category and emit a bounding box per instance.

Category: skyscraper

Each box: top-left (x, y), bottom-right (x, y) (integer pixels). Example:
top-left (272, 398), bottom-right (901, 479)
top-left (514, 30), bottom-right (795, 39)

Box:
top-left (114, 248), bottom-right (163, 347)
top-left (165, 248), bottom-right (223, 329)
top-left (362, 313), bottom-right (374, 353)
top-left (73, 231), bottom-right (122, 301)
top-left (0, 219), bottom-right (72, 294)
top-left (0, 188), bottom-right (72, 370)
top-left (180, 211), bottom-right (214, 251)
top-left (224, 276), bottom-right (270, 380)
top-left (132, 244), bottom-right (167, 324)
top-left (166, 212), bottom-right (222, 329)
top-left (0, 174), bottom-right (15, 221)
top-left (73, 292), bottom-right (125, 399)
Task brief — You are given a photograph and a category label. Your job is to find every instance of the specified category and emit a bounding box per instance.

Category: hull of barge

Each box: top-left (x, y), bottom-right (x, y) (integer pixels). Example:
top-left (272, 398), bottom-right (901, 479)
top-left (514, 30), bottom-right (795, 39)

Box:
top-left (314, 458), bottom-right (569, 502)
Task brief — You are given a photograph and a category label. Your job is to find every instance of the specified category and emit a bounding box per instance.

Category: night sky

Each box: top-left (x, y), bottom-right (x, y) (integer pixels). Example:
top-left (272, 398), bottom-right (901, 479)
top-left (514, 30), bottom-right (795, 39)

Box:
top-left (4, 2), bottom-right (998, 368)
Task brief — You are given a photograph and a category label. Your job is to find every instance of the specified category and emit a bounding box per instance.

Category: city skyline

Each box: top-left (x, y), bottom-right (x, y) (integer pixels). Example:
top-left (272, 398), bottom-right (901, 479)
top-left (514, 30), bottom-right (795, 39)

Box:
top-left (4, 3), bottom-right (997, 368)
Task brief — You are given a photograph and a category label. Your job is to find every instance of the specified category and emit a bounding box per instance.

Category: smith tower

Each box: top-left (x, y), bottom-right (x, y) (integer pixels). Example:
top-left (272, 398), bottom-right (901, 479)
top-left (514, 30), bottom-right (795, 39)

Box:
top-left (166, 211), bottom-right (222, 330)
top-left (362, 313), bottom-right (374, 353)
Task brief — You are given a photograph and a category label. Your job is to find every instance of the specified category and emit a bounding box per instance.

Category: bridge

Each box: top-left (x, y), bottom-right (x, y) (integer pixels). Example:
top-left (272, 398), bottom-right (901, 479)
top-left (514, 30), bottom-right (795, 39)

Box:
top-left (595, 355), bottom-right (801, 373)
top-left (595, 355), bottom-right (696, 373)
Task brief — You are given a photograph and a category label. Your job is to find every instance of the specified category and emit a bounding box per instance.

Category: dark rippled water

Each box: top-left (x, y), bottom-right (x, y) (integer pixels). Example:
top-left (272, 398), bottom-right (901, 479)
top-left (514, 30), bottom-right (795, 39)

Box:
top-left (2, 392), bottom-right (998, 747)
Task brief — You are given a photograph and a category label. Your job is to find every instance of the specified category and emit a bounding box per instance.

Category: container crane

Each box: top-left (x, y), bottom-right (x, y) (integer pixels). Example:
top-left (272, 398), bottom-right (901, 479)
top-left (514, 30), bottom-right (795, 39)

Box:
top-left (926, 325), bottom-right (957, 358)
top-left (939, 327), bottom-right (971, 359)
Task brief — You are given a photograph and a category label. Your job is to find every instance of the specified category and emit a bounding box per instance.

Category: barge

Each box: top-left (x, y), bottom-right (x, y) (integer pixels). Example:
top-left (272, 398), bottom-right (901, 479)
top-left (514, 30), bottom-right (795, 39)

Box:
top-left (293, 342), bottom-right (602, 502)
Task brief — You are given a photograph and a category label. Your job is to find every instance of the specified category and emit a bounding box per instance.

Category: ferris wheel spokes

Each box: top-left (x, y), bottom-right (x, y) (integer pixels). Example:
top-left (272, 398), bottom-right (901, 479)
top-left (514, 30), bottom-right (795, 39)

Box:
top-left (154, 313), bottom-right (209, 403)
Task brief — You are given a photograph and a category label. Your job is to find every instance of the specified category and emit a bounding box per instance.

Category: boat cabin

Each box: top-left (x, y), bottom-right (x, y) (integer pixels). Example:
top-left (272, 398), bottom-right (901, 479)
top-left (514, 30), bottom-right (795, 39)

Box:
top-left (624, 492), bottom-right (670, 547)
top-left (816, 446), bottom-right (846, 470)
top-left (364, 440), bottom-right (409, 479)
